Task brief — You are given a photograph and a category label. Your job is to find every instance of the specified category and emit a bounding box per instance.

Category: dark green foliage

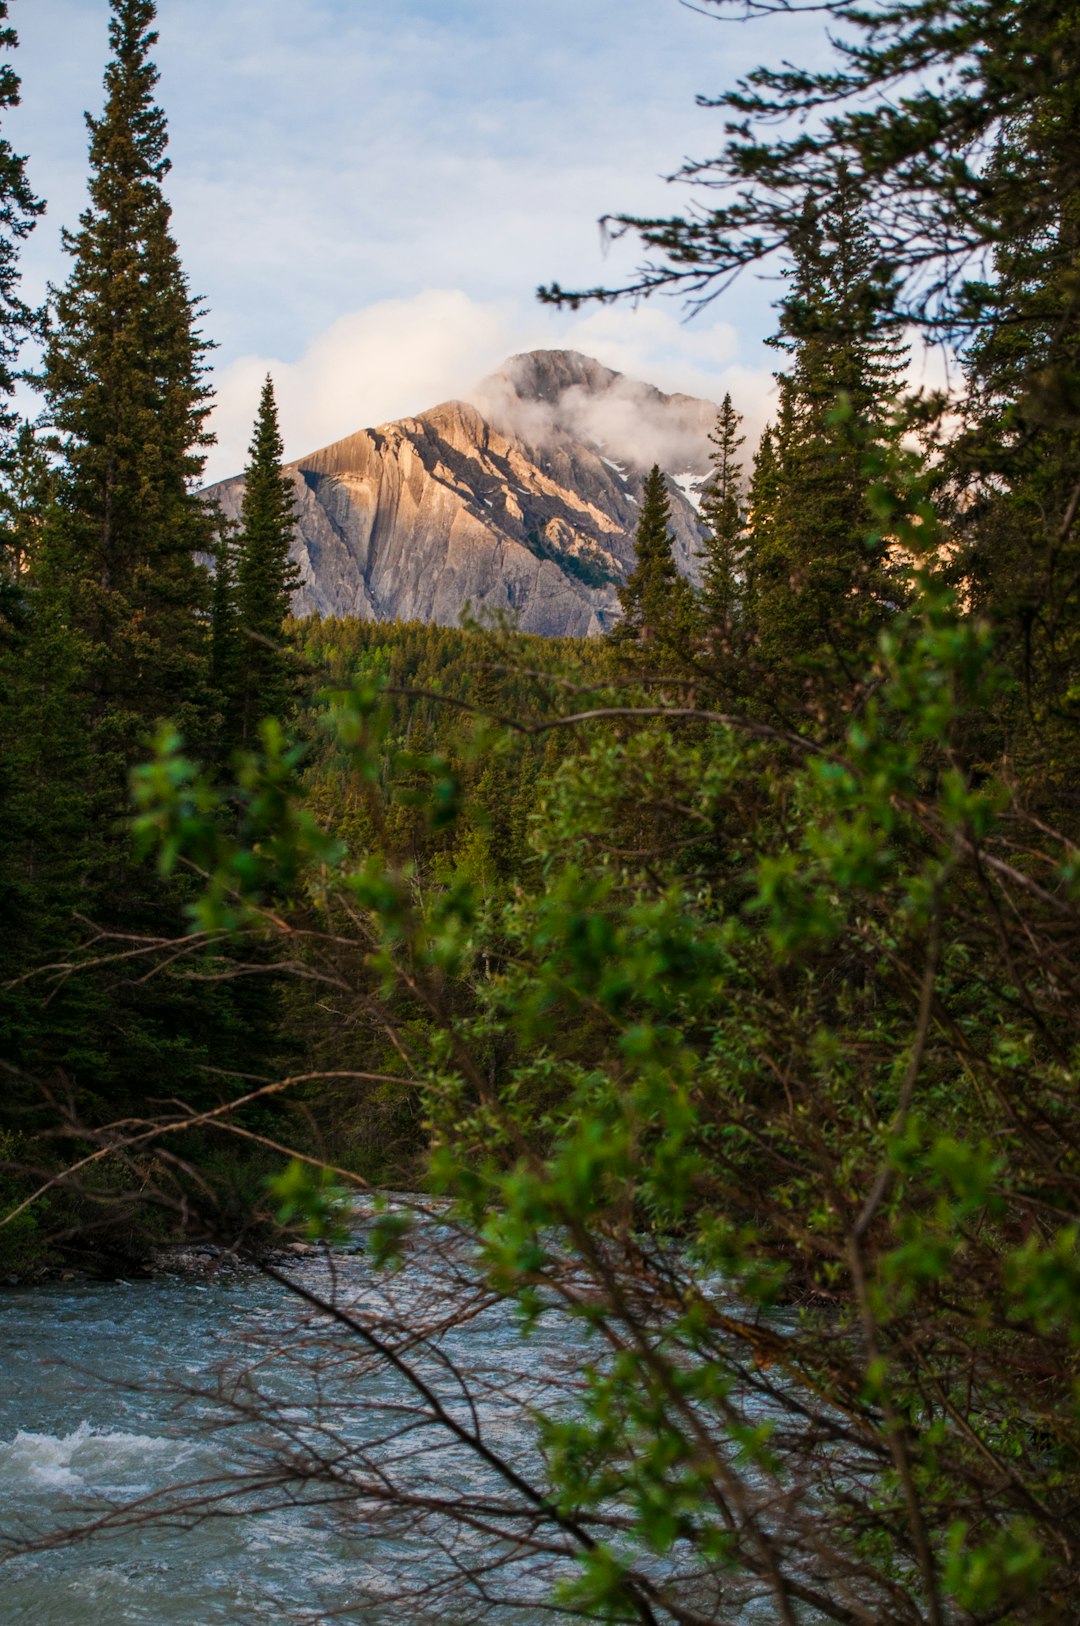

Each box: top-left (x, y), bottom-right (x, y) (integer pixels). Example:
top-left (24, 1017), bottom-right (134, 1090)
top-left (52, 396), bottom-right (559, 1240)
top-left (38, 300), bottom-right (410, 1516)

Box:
top-left (542, 0), bottom-right (1079, 347)
top-left (745, 421), bottom-right (779, 562)
top-left (0, 1), bottom-right (278, 1270)
top-left (745, 178), bottom-right (909, 676)
top-left (954, 67), bottom-right (1080, 770)
top-left (697, 392), bottom-right (744, 629)
top-left (233, 375), bottom-right (300, 744)
top-left (0, 2), bottom-right (43, 629)
top-left (208, 518), bottom-right (239, 731)
top-left (614, 463), bottom-right (694, 646)
top-left (41, 0), bottom-right (213, 755)
top-left (0, 0), bottom-right (42, 462)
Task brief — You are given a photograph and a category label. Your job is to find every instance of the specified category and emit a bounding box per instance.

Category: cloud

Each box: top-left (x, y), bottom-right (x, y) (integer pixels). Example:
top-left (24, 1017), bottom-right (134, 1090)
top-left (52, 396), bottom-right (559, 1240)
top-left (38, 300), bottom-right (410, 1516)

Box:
top-left (206, 289), bottom-right (778, 482)
top-left (469, 362), bottom-right (717, 475)
top-left (557, 304), bottom-right (740, 395)
top-left (207, 291), bottom-right (517, 480)
top-left (17, 0), bottom-right (812, 463)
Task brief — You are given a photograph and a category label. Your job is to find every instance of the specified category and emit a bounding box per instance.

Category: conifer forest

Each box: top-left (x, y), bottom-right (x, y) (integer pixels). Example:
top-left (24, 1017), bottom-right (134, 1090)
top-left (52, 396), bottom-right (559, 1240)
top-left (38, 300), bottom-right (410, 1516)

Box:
top-left (1, 0), bottom-right (1079, 1621)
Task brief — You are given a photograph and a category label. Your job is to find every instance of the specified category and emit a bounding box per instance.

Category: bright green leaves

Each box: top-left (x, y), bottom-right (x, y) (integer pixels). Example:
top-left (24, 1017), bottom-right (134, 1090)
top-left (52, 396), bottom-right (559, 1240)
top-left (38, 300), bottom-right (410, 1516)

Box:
top-left (945, 1519), bottom-right (1048, 1614)
top-left (1004, 1227), bottom-right (1080, 1341)
top-left (131, 724), bottom-right (220, 879)
top-left (128, 576), bottom-right (1080, 1620)
top-left (266, 1158), bottom-right (350, 1244)
top-left (752, 577), bottom-right (1006, 960)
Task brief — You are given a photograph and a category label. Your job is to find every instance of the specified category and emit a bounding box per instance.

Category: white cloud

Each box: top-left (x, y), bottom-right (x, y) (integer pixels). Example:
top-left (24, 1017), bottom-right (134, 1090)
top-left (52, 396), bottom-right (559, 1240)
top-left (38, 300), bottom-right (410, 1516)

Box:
top-left (207, 291), bottom-right (517, 480)
top-left (205, 289), bottom-right (779, 482)
top-left (557, 304), bottom-right (740, 395)
top-left (15, 0), bottom-right (816, 451)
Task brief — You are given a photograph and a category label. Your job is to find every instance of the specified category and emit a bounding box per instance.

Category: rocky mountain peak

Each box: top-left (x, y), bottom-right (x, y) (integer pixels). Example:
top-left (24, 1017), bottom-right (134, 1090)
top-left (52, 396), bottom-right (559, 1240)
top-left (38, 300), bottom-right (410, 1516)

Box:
top-left (469, 350), bottom-right (718, 484)
top-left (490, 348), bottom-right (623, 405)
top-left (205, 350), bottom-right (718, 638)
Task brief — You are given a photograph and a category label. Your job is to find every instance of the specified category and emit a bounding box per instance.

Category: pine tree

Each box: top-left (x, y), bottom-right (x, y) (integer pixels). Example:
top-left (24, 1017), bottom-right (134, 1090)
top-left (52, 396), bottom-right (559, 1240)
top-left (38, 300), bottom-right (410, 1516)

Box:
top-left (746, 422), bottom-right (779, 538)
top-left (615, 465), bottom-right (693, 646)
top-left (234, 375), bottom-right (299, 744)
top-left (698, 393), bottom-right (745, 630)
top-left (956, 79), bottom-right (1080, 755)
top-left (746, 176), bottom-right (909, 671)
top-left (3, 0), bottom-right (246, 1189)
top-left (0, 2), bottom-right (43, 608)
top-left (41, 0), bottom-right (213, 755)
top-left (209, 520), bottom-right (239, 742)
top-left (0, 2), bottom-right (41, 424)
top-left (0, 9), bottom-right (58, 1082)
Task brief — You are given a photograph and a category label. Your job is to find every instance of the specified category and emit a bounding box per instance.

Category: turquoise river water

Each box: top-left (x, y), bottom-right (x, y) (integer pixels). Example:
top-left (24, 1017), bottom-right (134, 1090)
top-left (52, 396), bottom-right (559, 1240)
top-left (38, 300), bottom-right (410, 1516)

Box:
top-left (0, 1206), bottom-right (783, 1625)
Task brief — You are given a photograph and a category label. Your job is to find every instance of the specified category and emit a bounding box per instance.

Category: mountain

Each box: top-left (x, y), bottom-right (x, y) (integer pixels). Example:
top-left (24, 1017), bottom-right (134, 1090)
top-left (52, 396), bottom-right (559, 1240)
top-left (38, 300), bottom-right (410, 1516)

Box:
top-left (205, 350), bottom-right (718, 637)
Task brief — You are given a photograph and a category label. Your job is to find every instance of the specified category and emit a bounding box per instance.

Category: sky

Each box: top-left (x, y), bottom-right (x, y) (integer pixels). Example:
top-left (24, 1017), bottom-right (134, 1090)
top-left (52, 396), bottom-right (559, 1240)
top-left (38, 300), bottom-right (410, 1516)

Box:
top-left (9, 0), bottom-right (833, 481)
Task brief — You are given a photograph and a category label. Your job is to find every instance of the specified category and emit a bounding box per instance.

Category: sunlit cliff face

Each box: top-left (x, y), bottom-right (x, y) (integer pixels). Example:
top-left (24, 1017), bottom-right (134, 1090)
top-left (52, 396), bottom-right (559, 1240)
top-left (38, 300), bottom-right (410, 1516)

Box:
top-left (205, 350), bottom-right (716, 638)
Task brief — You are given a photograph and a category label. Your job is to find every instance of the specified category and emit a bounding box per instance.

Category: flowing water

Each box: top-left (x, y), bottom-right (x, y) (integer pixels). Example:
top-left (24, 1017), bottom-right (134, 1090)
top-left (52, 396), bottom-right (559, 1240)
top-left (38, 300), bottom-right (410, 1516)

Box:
top-left (0, 1209), bottom-right (785, 1625)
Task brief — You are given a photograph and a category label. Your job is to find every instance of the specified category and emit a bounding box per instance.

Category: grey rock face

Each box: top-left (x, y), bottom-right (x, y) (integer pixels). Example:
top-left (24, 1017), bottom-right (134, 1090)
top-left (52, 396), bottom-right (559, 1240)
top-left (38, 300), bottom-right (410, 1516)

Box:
top-left (205, 349), bottom-right (717, 638)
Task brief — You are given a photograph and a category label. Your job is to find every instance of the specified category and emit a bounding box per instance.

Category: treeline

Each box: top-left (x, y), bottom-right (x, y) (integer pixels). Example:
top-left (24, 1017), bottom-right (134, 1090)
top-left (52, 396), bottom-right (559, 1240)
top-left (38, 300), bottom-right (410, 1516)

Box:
top-left (0, 1), bottom-right (320, 1266)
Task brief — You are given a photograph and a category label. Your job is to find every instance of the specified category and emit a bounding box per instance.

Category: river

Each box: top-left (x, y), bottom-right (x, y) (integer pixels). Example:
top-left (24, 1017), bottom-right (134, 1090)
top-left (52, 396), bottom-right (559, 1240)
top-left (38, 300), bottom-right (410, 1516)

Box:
top-left (0, 1205), bottom-right (785, 1625)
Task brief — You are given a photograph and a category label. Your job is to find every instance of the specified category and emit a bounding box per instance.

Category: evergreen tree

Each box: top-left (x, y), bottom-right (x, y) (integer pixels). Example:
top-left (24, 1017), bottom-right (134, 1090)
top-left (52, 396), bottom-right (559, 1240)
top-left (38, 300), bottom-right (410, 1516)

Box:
top-left (0, 8), bottom-right (58, 1081)
top-left (0, 1), bottom-right (261, 1252)
top-left (41, 0), bottom-right (213, 756)
top-left (0, 1), bottom-right (43, 608)
top-left (956, 78), bottom-right (1080, 759)
top-left (745, 424), bottom-right (779, 549)
top-left (234, 375), bottom-right (299, 744)
top-left (0, 2), bottom-right (41, 424)
top-left (551, 0), bottom-right (1076, 355)
top-left (745, 177), bottom-right (909, 672)
top-left (209, 520), bottom-right (239, 741)
top-left (615, 464), bottom-right (693, 645)
top-left (698, 393), bottom-right (745, 629)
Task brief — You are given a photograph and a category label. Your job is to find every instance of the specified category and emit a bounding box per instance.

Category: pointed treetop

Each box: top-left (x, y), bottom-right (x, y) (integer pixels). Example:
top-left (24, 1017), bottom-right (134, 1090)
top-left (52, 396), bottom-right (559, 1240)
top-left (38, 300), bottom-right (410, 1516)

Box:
top-left (699, 394), bottom-right (746, 628)
top-left (87, 0), bottom-right (168, 193)
top-left (247, 374), bottom-right (286, 468)
top-left (616, 463), bottom-right (692, 646)
top-left (0, 3), bottom-right (44, 444)
top-left (41, 0), bottom-right (214, 734)
top-left (234, 374), bottom-right (300, 742)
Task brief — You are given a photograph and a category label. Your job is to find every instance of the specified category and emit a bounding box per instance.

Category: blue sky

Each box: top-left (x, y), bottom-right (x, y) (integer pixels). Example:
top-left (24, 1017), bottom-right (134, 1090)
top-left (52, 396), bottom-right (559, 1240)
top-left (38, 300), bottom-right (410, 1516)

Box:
top-left (10, 0), bottom-right (831, 478)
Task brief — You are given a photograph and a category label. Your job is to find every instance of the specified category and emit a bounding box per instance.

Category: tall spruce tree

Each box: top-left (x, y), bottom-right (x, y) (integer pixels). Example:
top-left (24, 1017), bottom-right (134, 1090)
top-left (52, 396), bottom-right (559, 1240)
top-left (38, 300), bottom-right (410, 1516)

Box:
top-left (957, 71), bottom-right (1080, 762)
top-left (615, 464), bottom-right (693, 646)
top-left (0, 0), bottom-right (260, 1245)
top-left (698, 393), bottom-right (745, 630)
top-left (745, 176), bottom-right (909, 672)
top-left (41, 0), bottom-right (213, 758)
top-left (0, 4), bottom-right (41, 402)
top-left (234, 375), bottom-right (299, 744)
top-left (0, 6), bottom-right (48, 1115)
top-left (0, 0), bottom-right (43, 603)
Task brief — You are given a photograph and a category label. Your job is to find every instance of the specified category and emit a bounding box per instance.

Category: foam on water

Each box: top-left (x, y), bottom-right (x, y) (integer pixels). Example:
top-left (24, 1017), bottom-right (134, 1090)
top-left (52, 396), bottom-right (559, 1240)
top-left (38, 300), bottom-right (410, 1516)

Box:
top-left (0, 1232), bottom-right (797, 1622)
top-left (0, 1418), bottom-right (181, 1494)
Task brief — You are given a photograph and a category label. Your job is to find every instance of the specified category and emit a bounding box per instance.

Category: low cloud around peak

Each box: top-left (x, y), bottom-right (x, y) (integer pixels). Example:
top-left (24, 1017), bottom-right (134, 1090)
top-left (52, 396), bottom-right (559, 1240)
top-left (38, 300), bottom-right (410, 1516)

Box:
top-left (469, 348), bottom-right (719, 476)
top-left (205, 289), bottom-right (775, 485)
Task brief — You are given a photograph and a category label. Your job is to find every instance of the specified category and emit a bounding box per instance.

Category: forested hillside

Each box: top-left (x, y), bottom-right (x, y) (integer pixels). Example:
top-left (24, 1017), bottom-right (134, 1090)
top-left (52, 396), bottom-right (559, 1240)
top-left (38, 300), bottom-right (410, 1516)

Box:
top-left (2, 0), bottom-right (1079, 1621)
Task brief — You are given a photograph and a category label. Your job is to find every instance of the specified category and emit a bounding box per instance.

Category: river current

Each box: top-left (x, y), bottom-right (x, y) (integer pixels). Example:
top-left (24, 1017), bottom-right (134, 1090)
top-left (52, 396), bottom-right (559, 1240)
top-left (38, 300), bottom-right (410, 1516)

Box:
top-left (0, 1206), bottom-right (784, 1625)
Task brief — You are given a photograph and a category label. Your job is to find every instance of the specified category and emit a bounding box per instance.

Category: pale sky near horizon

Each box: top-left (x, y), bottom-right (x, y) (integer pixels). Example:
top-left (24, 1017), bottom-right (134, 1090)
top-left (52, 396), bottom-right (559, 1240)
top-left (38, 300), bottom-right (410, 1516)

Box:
top-left (10, 0), bottom-right (831, 480)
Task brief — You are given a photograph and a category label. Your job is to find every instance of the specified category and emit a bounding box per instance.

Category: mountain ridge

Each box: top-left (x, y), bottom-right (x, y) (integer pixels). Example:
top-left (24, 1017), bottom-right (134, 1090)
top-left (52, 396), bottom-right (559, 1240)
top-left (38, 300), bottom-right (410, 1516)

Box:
top-left (206, 349), bottom-right (717, 637)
